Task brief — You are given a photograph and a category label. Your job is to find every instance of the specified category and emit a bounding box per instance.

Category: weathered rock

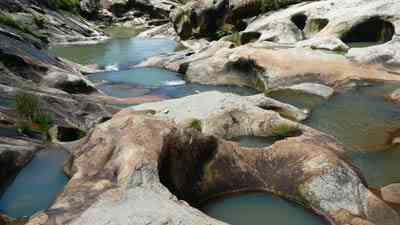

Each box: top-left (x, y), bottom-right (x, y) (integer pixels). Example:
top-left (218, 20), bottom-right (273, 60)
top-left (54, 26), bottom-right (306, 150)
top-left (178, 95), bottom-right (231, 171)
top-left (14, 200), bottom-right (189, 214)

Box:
top-left (139, 42), bottom-right (400, 91)
top-left (132, 91), bottom-right (308, 127)
top-left (296, 36), bottom-right (349, 51)
top-left (81, 0), bottom-right (179, 21)
top-left (137, 23), bottom-right (177, 40)
top-left (0, 134), bottom-right (42, 187)
top-left (0, 84), bottom-right (112, 131)
top-left (25, 106), bottom-right (399, 225)
top-left (241, 0), bottom-right (400, 69)
top-left (170, 0), bottom-right (313, 40)
top-left (0, 2), bottom-right (106, 45)
top-left (347, 38), bottom-right (400, 68)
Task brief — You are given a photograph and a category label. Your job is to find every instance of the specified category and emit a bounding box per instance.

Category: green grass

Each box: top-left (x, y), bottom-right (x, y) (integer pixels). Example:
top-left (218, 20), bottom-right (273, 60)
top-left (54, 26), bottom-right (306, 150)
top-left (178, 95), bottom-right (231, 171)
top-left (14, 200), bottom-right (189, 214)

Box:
top-left (15, 92), bottom-right (54, 140)
top-left (54, 0), bottom-right (80, 12)
top-left (16, 92), bottom-right (40, 119)
top-left (272, 123), bottom-right (294, 138)
top-left (224, 32), bottom-right (242, 45)
top-left (0, 11), bottom-right (48, 42)
top-left (189, 119), bottom-right (202, 132)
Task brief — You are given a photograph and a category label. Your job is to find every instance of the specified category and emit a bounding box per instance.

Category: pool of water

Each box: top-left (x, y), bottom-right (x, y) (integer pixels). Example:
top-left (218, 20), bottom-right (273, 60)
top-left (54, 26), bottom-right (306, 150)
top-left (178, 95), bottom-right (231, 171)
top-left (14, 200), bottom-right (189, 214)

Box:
top-left (48, 37), bottom-right (177, 68)
top-left (0, 127), bottom-right (22, 138)
top-left (0, 149), bottom-right (69, 218)
top-left (201, 193), bottom-right (326, 225)
top-left (0, 97), bottom-right (15, 108)
top-left (268, 82), bottom-right (400, 187)
top-left (90, 68), bottom-right (258, 99)
top-left (228, 136), bottom-right (285, 148)
top-left (347, 42), bottom-right (386, 48)
top-left (267, 90), bottom-right (324, 110)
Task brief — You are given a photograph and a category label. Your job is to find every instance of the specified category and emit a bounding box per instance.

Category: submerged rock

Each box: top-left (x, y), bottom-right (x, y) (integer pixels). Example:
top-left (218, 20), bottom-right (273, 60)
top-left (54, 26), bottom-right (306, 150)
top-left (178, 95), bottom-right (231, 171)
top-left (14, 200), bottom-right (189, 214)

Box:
top-left (278, 83), bottom-right (334, 99)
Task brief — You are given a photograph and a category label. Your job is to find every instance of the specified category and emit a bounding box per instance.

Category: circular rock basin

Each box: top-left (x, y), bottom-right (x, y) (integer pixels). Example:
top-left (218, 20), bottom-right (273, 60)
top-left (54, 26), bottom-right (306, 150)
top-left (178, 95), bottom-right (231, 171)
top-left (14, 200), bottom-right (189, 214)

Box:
top-left (228, 136), bottom-right (284, 148)
top-left (0, 149), bottom-right (69, 218)
top-left (201, 193), bottom-right (327, 225)
top-left (268, 81), bottom-right (400, 186)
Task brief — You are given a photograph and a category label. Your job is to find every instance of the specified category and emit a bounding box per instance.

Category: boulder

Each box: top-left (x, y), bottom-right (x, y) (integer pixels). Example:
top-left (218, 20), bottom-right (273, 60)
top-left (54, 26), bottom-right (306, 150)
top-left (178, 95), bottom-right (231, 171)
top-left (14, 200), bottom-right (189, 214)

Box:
top-left (25, 106), bottom-right (399, 225)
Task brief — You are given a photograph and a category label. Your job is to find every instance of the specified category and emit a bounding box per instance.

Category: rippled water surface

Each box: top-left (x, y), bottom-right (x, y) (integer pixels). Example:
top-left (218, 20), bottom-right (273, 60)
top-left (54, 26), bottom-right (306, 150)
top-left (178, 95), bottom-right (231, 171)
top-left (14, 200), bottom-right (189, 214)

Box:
top-left (202, 193), bottom-right (327, 225)
top-left (0, 150), bottom-right (69, 218)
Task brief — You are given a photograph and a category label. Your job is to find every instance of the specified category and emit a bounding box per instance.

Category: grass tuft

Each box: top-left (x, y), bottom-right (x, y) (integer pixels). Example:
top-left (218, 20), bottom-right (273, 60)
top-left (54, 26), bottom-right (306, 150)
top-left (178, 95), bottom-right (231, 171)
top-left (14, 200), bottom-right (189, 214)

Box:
top-left (189, 119), bottom-right (202, 132)
top-left (15, 92), bottom-right (54, 140)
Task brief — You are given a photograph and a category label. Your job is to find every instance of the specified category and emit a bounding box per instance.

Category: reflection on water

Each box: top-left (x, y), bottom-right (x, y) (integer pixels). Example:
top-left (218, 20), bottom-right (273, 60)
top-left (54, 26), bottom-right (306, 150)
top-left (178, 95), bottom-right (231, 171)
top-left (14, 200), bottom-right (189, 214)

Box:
top-left (202, 193), bottom-right (326, 225)
top-left (0, 149), bottom-right (69, 218)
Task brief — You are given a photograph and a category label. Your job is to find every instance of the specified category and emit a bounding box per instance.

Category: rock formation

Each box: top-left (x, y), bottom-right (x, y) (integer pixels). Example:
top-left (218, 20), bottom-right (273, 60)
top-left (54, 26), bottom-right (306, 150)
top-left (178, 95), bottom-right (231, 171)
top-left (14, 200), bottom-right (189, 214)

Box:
top-left (25, 94), bottom-right (400, 225)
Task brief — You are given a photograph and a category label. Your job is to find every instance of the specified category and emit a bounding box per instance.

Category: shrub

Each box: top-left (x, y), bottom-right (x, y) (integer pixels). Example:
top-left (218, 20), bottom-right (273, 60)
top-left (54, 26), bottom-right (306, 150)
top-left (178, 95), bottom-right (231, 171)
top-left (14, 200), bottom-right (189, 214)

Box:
top-left (54, 0), bottom-right (80, 12)
top-left (189, 119), bottom-right (202, 132)
top-left (32, 110), bottom-right (54, 134)
top-left (272, 123), bottom-right (293, 138)
top-left (15, 92), bottom-right (54, 139)
top-left (224, 32), bottom-right (242, 45)
top-left (0, 11), bottom-right (48, 42)
top-left (15, 92), bottom-right (40, 119)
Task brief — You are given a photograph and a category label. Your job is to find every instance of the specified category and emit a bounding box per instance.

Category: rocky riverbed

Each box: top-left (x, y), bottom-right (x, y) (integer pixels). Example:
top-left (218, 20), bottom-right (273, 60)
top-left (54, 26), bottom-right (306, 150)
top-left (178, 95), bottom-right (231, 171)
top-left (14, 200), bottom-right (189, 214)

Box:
top-left (1, 0), bottom-right (400, 225)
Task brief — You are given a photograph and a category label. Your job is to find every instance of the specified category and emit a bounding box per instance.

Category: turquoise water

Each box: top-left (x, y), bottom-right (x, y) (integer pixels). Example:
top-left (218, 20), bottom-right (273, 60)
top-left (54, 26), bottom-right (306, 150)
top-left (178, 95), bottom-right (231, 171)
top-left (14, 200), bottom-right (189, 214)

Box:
top-left (268, 82), bottom-right (400, 187)
top-left (49, 38), bottom-right (177, 67)
top-left (0, 149), bottom-right (69, 218)
top-left (202, 193), bottom-right (326, 225)
top-left (89, 68), bottom-right (184, 88)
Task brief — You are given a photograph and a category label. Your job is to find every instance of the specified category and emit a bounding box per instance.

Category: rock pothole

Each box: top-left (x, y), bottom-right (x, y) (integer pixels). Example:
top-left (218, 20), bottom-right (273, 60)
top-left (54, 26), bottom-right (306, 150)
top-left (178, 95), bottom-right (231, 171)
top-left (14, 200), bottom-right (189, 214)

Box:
top-left (341, 17), bottom-right (395, 45)
top-left (227, 128), bottom-right (302, 148)
top-left (55, 126), bottom-right (86, 142)
top-left (291, 14), bottom-right (307, 31)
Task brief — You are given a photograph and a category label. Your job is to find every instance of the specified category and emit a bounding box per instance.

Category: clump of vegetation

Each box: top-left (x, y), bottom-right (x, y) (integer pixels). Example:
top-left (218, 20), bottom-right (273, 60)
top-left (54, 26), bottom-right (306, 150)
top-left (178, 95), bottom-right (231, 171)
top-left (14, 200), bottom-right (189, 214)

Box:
top-left (272, 123), bottom-right (295, 138)
top-left (15, 92), bottom-right (54, 141)
top-left (189, 119), bottom-right (202, 132)
top-left (54, 0), bottom-right (80, 12)
top-left (0, 11), bottom-right (48, 42)
top-left (33, 15), bottom-right (46, 29)
top-left (223, 32), bottom-right (242, 45)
